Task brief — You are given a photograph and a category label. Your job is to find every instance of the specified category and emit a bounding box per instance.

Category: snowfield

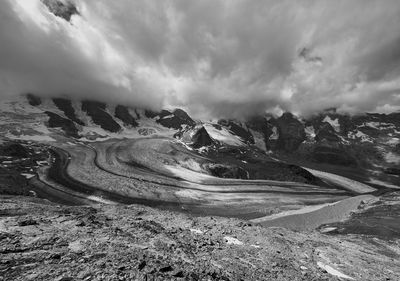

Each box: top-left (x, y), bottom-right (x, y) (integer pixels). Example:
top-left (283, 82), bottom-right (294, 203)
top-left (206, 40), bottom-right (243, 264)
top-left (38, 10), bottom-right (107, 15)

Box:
top-left (203, 123), bottom-right (244, 146)
top-left (304, 167), bottom-right (376, 194)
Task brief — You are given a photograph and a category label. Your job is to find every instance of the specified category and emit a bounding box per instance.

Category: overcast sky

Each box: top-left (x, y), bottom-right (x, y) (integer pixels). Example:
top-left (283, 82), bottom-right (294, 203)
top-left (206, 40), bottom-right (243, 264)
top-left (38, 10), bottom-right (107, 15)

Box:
top-left (1, 0), bottom-right (400, 118)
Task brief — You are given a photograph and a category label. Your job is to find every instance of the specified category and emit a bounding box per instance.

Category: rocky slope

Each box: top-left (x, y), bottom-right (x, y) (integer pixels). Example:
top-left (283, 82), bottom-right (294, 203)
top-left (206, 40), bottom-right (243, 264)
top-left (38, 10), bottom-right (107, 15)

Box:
top-left (1, 196), bottom-right (399, 281)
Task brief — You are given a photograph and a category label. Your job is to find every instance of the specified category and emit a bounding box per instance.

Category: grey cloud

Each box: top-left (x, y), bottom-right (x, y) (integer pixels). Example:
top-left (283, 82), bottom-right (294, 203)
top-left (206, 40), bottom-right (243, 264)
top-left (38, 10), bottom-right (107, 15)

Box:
top-left (356, 35), bottom-right (400, 81)
top-left (0, 0), bottom-right (164, 109)
top-left (1, 0), bottom-right (400, 118)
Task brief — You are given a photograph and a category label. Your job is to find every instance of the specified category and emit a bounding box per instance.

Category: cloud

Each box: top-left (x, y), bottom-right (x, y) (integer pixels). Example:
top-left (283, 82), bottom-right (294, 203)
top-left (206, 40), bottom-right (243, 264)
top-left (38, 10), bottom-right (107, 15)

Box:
top-left (0, 0), bottom-right (164, 109)
top-left (1, 0), bottom-right (400, 118)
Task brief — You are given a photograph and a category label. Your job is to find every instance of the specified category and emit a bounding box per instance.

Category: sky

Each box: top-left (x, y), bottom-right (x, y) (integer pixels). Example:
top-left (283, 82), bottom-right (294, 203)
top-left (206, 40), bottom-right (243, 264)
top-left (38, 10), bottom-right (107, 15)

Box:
top-left (1, 0), bottom-right (400, 119)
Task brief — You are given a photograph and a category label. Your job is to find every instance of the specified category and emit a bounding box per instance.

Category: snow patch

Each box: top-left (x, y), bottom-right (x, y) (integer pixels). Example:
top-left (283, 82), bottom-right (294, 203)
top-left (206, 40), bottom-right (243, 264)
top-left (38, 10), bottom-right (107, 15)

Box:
top-left (317, 262), bottom-right (354, 280)
top-left (5, 133), bottom-right (55, 142)
top-left (161, 114), bottom-right (174, 119)
top-left (304, 167), bottom-right (376, 193)
top-left (68, 241), bottom-right (84, 253)
top-left (348, 130), bottom-right (373, 143)
top-left (164, 165), bottom-right (215, 182)
top-left (269, 126), bottom-right (279, 140)
top-left (323, 116), bottom-right (340, 132)
top-left (203, 123), bottom-right (244, 146)
top-left (249, 129), bottom-right (266, 151)
top-left (368, 178), bottom-right (400, 189)
top-left (190, 229), bottom-right (204, 234)
top-left (21, 173), bottom-right (35, 179)
top-left (384, 152), bottom-right (400, 164)
top-left (224, 236), bottom-right (243, 245)
top-left (197, 146), bottom-right (208, 154)
top-left (320, 227), bottom-right (338, 233)
top-left (251, 202), bottom-right (335, 223)
top-left (305, 126), bottom-right (316, 139)
top-left (86, 195), bottom-right (117, 204)
top-left (0, 98), bottom-right (43, 114)
top-left (386, 137), bottom-right (400, 145)
top-left (364, 122), bottom-right (395, 130)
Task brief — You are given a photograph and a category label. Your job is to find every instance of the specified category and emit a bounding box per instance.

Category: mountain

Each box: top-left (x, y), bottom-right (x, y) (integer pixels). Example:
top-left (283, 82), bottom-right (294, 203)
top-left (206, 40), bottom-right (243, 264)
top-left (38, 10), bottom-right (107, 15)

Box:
top-left (2, 93), bottom-right (400, 187)
top-left (1, 94), bottom-right (399, 280)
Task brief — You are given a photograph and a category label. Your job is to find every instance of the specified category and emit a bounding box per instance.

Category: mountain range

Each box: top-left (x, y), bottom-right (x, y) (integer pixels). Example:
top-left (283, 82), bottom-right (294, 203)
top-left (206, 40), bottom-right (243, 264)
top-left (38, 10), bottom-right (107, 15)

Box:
top-left (1, 93), bottom-right (400, 280)
top-left (3, 93), bottom-right (399, 188)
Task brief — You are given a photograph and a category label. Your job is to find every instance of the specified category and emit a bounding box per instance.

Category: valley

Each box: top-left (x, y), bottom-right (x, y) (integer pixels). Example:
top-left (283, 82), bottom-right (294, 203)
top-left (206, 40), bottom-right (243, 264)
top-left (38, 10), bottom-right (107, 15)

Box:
top-left (0, 94), bottom-right (399, 280)
top-left (1, 94), bottom-right (399, 226)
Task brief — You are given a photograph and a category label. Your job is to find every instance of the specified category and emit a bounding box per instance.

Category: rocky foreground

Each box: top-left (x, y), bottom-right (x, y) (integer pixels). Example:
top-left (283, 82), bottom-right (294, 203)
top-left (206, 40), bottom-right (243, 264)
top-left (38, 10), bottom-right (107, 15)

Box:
top-left (1, 196), bottom-right (399, 281)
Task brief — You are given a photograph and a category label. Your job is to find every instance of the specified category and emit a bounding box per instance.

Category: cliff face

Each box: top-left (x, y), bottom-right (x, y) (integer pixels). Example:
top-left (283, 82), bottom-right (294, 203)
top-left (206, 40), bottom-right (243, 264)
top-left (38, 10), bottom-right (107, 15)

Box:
top-left (275, 112), bottom-right (307, 152)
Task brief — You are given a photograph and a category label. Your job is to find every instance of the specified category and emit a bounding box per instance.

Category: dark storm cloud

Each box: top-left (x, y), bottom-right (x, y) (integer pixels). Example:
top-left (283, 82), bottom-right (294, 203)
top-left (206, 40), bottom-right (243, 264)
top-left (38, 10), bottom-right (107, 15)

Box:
top-left (1, 0), bottom-right (400, 117)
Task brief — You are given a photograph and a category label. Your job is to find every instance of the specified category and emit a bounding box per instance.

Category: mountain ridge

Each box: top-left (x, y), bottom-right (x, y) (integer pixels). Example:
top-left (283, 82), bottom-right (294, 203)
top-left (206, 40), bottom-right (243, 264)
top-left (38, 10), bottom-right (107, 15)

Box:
top-left (2, 94), bottom-right (400, 184)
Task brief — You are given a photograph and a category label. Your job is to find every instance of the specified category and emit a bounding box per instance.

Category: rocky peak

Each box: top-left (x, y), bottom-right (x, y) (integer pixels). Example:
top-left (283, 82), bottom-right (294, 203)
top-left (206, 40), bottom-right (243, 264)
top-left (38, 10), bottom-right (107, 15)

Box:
top-left (114, 105), bottom-right (138, 127)
top-left (315, 122), bottom-right (340, 144)
top-left (217, 119), bottom-right (254, 144)
top-left (45, 111), bottom-right (79, 138)
top-left (245, 116), bottom-right (272, 136)
top-left (41, 0), bottom-right (79, 22)
top-left (26, 93), bottom-right (41, 106)
top-left (190, 126), bottom-right (215, 148)
top-left (52, 98), bottom-right (84, 126)
top-left (174, 125), bottom-right (215, 149)
top-left (82, 100), bottom-right (121, 133)
top-left (173, 109), bottom-right (195, 126)
top-left (156, 109), bottom-right (195, 130)
top-left (144, 109), bottom-right (159, 119)
top-left (275, 112), bottom-right (306, 151)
